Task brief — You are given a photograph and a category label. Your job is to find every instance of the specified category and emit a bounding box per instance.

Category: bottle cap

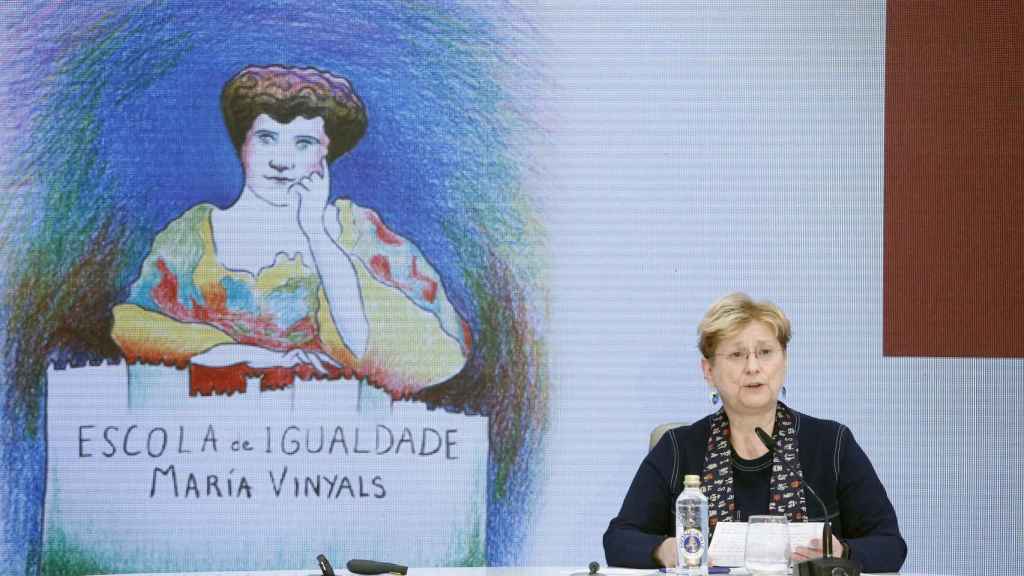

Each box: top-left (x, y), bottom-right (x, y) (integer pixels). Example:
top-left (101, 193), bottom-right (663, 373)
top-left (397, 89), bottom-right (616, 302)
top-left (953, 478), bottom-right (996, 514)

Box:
top-left (683, 474), bottom-right (700, 488)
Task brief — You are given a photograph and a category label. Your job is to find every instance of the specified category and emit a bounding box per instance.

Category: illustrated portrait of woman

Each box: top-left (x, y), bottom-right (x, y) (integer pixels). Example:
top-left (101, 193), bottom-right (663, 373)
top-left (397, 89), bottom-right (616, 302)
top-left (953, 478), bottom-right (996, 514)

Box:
top-left (2, 5), bottom-right (548, 571)
top-left (111, 65), bottom-right (472, 400)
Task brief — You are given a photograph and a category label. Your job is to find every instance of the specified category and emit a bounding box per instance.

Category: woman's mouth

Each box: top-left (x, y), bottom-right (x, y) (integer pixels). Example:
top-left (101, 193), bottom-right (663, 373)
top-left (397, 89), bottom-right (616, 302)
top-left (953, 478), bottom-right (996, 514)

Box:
top-left (264, 175), bottom-right (294, 184)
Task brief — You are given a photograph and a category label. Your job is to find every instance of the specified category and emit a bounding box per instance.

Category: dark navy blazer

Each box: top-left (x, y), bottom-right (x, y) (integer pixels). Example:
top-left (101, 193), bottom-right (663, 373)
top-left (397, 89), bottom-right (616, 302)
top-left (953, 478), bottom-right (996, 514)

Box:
top-left (603, 409), bottom-right (907, 573)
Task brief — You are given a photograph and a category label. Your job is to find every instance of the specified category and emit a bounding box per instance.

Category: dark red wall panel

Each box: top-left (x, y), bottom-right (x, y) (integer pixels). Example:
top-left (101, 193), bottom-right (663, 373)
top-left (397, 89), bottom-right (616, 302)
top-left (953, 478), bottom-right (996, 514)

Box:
top-left (885, 1), bottom-right (1024, 357)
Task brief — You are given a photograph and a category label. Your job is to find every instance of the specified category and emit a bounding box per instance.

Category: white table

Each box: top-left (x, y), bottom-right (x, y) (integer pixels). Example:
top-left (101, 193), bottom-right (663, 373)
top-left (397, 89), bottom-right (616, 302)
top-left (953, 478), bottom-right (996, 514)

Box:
top-left (92, 568), bottom-right (947, 576)
top-left (94, 569), bottom-right (614, 576)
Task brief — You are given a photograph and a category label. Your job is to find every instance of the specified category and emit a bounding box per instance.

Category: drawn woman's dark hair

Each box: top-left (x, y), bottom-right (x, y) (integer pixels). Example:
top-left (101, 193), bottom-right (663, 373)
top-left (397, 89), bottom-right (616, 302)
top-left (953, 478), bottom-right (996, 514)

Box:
top-left (221, 65), bottom-right (368, 162)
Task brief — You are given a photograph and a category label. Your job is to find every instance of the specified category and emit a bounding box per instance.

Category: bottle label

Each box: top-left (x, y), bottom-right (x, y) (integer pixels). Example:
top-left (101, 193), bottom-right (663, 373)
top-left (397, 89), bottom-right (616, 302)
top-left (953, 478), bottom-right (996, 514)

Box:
top-left (681, 528), bottom-right (705, 564)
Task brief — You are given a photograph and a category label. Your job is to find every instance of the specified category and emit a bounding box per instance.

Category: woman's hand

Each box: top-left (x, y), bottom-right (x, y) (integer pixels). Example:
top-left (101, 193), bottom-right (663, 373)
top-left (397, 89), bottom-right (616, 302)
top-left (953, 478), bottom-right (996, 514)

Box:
top-left (191, 344), bottom-right (342, 376)
top-left (654, 536), bottom-right (678, 567)
top-left (285, 158), bottom-right (370, 358)
top-left (272, 349), bottom-right (343, 375)
top-left (289, 158), bottom-right (331, 237)
top-left (792, 536), bottom-right (845, 564)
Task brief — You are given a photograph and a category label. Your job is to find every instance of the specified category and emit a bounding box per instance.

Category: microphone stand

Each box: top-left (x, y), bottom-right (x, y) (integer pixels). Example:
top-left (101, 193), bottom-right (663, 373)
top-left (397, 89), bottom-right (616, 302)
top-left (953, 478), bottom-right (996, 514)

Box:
top-left (754, 427), bottom-right (860, 576)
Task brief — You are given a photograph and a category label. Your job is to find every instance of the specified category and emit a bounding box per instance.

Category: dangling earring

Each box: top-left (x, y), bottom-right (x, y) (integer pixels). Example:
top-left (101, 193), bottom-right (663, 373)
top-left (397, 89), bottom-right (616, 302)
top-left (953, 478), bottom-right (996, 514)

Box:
top-left (710, 390), bottom-right (719, 405)
top-left (781, 385), bottom-right (787, 400)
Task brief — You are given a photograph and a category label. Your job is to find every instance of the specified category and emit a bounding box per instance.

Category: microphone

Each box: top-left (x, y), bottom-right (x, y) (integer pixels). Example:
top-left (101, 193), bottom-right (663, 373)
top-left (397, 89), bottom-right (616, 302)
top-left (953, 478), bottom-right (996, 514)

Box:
top-left (316, 554), bottom-right (336, 576)
top-left (754, 427), bottom-right (833, 556)
top-left (346, 559), bottom-right (409, 575)
top-left (570, 560), bottom-right (603, 576)
top-left (754, 427), bottom-right (860, 576)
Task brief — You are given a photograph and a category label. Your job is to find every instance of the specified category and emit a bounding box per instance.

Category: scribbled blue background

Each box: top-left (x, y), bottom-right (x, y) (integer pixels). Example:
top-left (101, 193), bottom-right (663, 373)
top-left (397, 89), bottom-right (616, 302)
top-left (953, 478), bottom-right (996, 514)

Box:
top-left (0, 1), bottom-right (547, 573)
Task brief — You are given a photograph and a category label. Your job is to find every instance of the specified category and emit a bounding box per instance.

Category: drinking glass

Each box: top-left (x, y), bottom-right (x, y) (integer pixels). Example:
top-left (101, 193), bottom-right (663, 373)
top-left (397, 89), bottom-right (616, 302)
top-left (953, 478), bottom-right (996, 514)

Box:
top-left (744, 515), bottom-right (791, 575)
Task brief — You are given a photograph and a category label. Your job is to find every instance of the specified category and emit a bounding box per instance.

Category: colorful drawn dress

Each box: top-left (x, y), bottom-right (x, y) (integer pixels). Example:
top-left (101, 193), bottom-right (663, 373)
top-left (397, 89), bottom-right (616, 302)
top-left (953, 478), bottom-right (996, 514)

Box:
top-left (112, 200), bottom-right (471, 399)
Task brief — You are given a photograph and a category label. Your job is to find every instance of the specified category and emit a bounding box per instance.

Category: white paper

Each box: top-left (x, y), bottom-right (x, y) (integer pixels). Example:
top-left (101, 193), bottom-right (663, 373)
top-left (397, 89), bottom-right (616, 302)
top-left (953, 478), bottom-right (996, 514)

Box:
top-left (787, 522), bottom-right (828, 550)
top-left (707, 521), bottom-right (749, 568)
top-left (708, 521), bottom-right (825, 567)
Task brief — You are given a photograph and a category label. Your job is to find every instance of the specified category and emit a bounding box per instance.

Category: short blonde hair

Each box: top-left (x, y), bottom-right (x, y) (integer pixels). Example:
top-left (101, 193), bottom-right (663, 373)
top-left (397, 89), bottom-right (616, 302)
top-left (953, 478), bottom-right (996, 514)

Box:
top-left (698, 292), bottom-right (791, 359)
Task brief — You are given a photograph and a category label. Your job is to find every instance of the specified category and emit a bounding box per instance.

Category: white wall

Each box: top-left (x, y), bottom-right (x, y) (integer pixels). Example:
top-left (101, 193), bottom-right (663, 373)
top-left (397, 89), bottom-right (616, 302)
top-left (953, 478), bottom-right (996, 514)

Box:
top-left (525, 2), bottom-right (1024, 573)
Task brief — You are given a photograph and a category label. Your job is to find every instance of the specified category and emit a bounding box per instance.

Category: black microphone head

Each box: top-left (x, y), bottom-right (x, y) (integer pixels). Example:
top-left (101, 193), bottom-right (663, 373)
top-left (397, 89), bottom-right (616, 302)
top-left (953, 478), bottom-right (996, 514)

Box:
top-left (316, 554), bottom-right (336, 576)
top-left (588, 560), bottom-right (600, 574)
top-left (755, 427), bottom-right (777, 452)
top-left (347, 559), bottom-right (409, 575)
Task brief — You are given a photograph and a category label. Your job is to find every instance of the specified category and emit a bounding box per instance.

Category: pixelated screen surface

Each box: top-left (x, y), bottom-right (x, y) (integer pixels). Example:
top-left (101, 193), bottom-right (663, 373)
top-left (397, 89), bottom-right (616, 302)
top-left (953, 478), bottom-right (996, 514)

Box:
top-left (1, 2), bottom-right (1021, 575)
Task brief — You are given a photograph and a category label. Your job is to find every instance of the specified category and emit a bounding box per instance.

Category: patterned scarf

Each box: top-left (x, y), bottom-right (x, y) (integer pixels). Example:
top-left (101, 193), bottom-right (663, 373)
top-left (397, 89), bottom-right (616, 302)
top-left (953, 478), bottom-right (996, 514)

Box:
top-left (701, 401), bottom-right (807, 535)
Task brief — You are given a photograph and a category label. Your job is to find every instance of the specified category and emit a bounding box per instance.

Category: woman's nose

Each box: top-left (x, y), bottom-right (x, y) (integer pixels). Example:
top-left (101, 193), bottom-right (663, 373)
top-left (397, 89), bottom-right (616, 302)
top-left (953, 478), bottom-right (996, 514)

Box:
top-left (268, 157), bottom-right (293, 172)
top-left (744, 355), bottom-right (762, 373)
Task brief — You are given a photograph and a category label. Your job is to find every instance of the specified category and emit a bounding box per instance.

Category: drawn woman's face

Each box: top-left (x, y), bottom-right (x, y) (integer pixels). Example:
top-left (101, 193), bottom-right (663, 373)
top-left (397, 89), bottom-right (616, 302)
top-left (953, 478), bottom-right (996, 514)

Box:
top-left (241, 113), bottom-right (329, 206)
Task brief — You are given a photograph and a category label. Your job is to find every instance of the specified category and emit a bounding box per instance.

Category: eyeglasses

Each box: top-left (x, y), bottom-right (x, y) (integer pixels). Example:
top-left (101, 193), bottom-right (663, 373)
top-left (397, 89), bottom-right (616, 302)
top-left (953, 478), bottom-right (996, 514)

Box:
top-left (715, 346), bottom-right (783, 366)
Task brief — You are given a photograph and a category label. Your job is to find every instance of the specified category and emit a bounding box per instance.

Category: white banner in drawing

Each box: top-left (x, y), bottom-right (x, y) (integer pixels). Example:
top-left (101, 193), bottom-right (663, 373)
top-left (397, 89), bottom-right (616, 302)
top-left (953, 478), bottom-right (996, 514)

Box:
top-left (45, 364), bottom-right (488, 571)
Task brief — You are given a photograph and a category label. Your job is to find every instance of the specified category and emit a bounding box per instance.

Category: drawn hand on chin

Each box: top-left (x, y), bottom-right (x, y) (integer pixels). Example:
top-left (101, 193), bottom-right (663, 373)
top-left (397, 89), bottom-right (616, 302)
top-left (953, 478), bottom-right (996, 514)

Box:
top-left (290, 158), bottom-right (331, 238)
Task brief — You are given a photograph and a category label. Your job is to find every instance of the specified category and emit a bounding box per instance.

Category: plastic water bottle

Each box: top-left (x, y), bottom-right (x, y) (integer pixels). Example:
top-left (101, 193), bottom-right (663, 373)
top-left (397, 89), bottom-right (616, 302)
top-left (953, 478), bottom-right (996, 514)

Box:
top-left (675, 474), bottom-right (709, 576)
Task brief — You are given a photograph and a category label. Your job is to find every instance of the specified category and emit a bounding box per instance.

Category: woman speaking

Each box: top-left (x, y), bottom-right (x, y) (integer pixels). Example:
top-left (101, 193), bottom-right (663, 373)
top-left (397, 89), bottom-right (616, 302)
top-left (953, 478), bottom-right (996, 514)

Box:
top-left (603, 293), bottom-right (906, 573)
